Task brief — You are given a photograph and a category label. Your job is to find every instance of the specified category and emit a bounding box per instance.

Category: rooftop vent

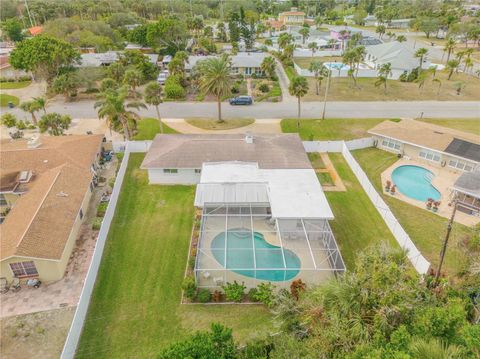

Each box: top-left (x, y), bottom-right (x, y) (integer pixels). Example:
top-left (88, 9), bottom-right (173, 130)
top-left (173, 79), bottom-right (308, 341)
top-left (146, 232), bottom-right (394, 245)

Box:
top-left (27, 135), bottom-right (41, 149)
top-left (18, 170), bottom-right (33, 183)
top-left (245, 132), bottom-right (254, 144)
top-left (434, 131), bottom-right (444, 135)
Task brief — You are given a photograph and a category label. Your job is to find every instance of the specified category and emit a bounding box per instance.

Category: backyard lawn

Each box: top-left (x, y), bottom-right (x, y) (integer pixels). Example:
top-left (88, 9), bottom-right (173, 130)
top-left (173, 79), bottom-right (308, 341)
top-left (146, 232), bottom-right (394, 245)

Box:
top-left (76, 154), bottom-right (272, 359)
top-left (294, 56), bottom-right (342, 69)
top-left (132, 118), bottom-right (178, 140)
top-left (352, 148), bottom-right (476, 276)
top-left (322, 153), bottom-right (397, 268)
top-left (0, 93), bottom-right (19, 107)
top-left (185, 118), bottom-right (254, 130)
top-left (0, 80), bottom-right (31, 89)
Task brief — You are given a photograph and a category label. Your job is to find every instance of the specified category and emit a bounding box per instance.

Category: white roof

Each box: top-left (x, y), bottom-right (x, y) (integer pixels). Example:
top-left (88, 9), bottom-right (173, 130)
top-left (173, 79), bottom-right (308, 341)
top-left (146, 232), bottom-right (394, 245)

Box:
top-left (196, 162), bottom-right (334, 219)
top-left (366, 41), bottom-right (419, 70)
top-left (185, 52), bottom-right (267, 70)
top-left (77, 52), bottom-right (158, 68)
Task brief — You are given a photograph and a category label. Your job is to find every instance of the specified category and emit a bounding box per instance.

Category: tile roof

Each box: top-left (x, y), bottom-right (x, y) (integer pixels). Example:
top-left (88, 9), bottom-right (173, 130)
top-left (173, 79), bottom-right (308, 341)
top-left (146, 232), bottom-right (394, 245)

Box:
top-left (368, 119), bottom-right (480, 161)
top-left (141, 134), bottom-right (312, 170)
top-left (0, 135), bottom-right (103, 261)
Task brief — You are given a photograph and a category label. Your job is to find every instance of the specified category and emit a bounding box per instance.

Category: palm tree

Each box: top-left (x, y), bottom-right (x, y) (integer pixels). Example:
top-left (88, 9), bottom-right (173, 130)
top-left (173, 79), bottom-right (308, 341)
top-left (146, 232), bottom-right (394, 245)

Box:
top-left (123, 69), bottom-right (143, 97)
top-left (375, 25), bottom-right (386, 39)
top-left (308, 60), bottom-right (327, 95)
top-left (464, 57), bottom-right (474, 73)
top-left (446, 59), bottom-right (460, 80)
top-left (33, 97), bottom-right (47, 114)
top-left (289, 76), bottom-right (309, 118)
top-left (409, 338), bottom-right (464, 359)
top-left (433, 78), bottom-right (442, 96)
top-left (299, 27), bottom-right (310, 45)
top-left (278, 33), bottom-right (293, 50)
top-left (308, 42), bottom-right (318, 57)
top-left (327, 38), bottom-right (337, 49)
top-left (94, 87), bottom-right (146, 140)
top-left (144, 81), bottom-right (164, 133)
top-left (260, 56), bottom-right (276, 79)
top-left (443, 38), bottom-right (456, 62)
top-left (199, 55), bottom-right (231, 123)
top-left (415, 70), bottom-right (429, 91)
top-left (19, 100), bottom-right (42, 124)
top-left (415, 48), bottom-right (428, 70)
top-left (375, 63), bottom-right (392, 94)
top-left (386, 32), bottom-right (396, 41)
top-left (283, 44), bottom-right (295, 60)
top-left (396, 35), bottom-right (407, 43)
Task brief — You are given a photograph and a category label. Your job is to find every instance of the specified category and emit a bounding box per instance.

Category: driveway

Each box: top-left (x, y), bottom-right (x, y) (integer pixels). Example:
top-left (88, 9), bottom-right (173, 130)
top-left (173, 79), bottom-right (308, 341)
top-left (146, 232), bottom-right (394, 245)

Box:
top-left (275, 58), bottom-right (296, 103)
top-left (163, 118), bottom-right (282, 134)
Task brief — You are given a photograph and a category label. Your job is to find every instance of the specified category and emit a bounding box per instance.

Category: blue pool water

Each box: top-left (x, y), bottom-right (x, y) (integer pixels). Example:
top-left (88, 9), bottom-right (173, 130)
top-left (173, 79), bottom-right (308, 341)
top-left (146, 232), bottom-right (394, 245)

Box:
top-left (324, 62), bottom-right (350, 71)
top-left (392, 165), bottom-right (441, 202)
top-left (211, 230), bottom-right (301, 281)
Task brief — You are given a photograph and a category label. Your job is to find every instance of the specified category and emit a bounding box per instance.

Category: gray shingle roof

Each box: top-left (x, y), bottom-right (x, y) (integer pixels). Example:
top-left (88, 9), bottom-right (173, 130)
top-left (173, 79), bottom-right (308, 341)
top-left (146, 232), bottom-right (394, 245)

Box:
top-left (366, 41), bottom-right (419, 70)
top-left (141, 134), bottom-right (312, 169)
top-left (453, 170), bottom-right (480, 198)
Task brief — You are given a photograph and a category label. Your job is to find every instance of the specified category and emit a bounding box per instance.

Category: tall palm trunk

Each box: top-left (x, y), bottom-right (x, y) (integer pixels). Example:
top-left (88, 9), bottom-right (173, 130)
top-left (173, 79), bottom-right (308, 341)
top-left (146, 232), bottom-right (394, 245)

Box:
top-left (121, 117), bottom-right (131, 140)
top-left (155, 105), bottom-right (164, 133)
top-left (315, 77), bottom-right (319, 95)
top-left (217, 96), bottom-right (223, 123)
top-left (297, 96), bottom-right (301, 118)
top-left (30, 112), bottom-right (37, 125)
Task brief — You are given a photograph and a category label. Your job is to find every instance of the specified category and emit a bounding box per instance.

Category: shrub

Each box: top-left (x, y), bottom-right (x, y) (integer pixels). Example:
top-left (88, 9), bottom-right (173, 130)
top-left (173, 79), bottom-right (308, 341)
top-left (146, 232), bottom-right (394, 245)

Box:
top-left (96, 202), bottom-right (108, 217)
top-left (290, 279), bottom-right (306, 300)
top-left (16, 120), bottom-right (26, 130)
top-left (222, 281), bottom-right (246, 302)
top-left (182, 276), bottom-right (197, 300)
top-left (108, 177), bottom-right (116, 188)
top-left (258, 82), bottom-right (270, 93)
top-left (252, 282), bottom-right (276, 307)
top-left (248, 288), bottom-right (259, 302)
top-left (164, 75), bottom-right (186, 99)
top-left (196, 289), bottom-right (212, 303)
top-left (92, 217), bottom-right (102, 230)
top-left (213, 290), bottom-right (222, 302)
top-left (1, 113), bottom-right (17, 128)
top-left (27, 124), bottom-right (36, 130)
top-left (188, 256), bottom-right (196, 270)
top-left (231, 83), bottom-right (240, 94)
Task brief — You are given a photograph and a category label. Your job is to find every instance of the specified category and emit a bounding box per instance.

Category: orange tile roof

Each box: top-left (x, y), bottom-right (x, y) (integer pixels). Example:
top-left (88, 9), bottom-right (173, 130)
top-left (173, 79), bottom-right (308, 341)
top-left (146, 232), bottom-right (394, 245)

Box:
top-left (28, 26), bottom-right (43, 36)
top-left (0, 135), bottom-right (103, 261)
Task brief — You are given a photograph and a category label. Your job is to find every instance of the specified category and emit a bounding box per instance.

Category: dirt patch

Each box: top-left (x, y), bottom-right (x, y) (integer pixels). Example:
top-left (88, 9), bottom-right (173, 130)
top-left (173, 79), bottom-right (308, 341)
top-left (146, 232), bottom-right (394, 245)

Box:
top-left (0, 307), bottom-right (75, 359)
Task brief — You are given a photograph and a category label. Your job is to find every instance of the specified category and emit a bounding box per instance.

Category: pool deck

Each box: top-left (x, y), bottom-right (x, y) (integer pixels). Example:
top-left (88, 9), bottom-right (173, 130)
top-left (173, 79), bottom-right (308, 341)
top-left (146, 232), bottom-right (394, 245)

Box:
top-left (381, 159), bottom-right (479, 227)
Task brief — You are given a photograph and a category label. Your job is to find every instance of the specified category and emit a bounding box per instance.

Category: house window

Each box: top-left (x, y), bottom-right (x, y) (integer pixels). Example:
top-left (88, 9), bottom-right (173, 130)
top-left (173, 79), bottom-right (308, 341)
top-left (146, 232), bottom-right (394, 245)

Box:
top-left (0, 194), bottom-right (7, 206)
top-left (163, 169), bottom-right (178, 174)
top-left (448, 159), bottom-right (474, 171)
top-left (381, 138), bottom-right (401, 151)
top-left (194, 169), bottom-right (201, 174)
top-left (79, 209), bottom-right (84, 220)
top-left (419, 149), bottom-right (440, 162)
top-left (10, 261), bottom-right (38, 277)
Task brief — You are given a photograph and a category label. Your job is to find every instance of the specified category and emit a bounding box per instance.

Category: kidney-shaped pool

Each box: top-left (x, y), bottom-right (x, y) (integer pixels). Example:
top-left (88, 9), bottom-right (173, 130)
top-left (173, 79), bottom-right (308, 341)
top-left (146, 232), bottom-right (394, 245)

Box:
top-left (391, 165), bottom-right (441, 202)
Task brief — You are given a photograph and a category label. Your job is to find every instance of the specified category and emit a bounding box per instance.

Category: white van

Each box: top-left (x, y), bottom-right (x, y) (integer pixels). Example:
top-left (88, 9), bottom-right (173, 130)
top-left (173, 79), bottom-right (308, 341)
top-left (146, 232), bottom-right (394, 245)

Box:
top-left (157, 70), bottom-right (169, 85)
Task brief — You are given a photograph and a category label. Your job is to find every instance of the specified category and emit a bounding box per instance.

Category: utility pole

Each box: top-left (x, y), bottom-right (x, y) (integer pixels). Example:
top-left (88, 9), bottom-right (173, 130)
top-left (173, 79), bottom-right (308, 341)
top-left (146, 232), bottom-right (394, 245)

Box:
top-left (434, 200), bottom-right (457, 285)
top-left (321, 68), bottom-right (332, 120)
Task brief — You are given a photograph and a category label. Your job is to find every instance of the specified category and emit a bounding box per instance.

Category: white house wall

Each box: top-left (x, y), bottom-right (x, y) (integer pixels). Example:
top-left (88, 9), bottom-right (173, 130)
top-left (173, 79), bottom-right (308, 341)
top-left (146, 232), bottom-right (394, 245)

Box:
top-left (147, 169), bottom-right (201, 184)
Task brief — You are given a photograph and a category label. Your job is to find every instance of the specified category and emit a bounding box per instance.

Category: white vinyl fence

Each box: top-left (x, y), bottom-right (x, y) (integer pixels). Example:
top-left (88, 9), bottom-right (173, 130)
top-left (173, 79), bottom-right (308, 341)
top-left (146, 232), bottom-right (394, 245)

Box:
top-left (60, 141), bottom-right (149, 359)
top-left (303, 139), bottom-right (431, 274)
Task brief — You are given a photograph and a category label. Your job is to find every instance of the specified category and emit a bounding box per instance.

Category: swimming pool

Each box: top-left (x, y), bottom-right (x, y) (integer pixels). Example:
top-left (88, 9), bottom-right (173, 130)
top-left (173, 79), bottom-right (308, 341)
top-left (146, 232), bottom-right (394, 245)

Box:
top-left (211, 230), bottom-right (301, 281)
top-left (324, 62), bottom-right (349, 71)
top-left (391, 165), bottom-right (441, 202)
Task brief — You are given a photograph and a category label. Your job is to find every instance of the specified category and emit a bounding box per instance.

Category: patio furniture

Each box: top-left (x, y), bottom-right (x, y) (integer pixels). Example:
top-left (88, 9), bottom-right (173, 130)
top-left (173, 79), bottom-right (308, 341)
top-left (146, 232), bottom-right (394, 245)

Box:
top-left (0, 277), bottom-right (9, 294)
top-left (213, 277), bottom-right (224, 286)
top-left (203, 271), bottom-right (211, 279)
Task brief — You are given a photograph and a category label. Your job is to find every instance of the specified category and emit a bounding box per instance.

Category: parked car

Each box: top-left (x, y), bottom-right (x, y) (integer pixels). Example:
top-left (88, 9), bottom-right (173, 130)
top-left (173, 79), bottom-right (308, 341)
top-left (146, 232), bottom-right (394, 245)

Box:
top-left (157, 70), bottom-right (169, 85)
top-left (229, 96), bottom-right (253, 105)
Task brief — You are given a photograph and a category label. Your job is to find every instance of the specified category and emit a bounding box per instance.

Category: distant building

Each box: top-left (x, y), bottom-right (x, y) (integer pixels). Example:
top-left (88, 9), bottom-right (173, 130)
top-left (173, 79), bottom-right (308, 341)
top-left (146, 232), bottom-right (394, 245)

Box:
top-left (387, 19), bottom-right (412, 29)
top-left (278, 7), bottom-right (306, 26)
top-left (363, 14), bottom-right (377, 26)
top-left (365, 41), bottom-right (428, 74)
top-left (185, 52), bottom-right (267, 77)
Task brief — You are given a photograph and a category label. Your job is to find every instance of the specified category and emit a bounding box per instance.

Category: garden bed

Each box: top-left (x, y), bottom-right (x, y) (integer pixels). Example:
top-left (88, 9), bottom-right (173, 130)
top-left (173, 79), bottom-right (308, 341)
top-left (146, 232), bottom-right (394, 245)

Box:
top-left (252, 79), bottom-right (281, 102)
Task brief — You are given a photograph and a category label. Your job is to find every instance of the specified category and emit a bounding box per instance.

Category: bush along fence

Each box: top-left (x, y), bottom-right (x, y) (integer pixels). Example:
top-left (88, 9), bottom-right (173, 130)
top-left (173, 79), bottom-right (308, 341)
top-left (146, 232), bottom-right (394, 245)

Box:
top-left (303, 138), bottom-right (431, 275)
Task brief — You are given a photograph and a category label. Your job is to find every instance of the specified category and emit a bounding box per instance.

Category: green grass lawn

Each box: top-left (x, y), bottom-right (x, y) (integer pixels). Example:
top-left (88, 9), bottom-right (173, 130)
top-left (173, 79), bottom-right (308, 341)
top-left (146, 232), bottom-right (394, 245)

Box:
top-left (0, 93), bottom-right (19, 107)
top-left (308, 152), bottom-right (326, 169)
top-left (352, 148), bottom-right (475, 276)
top-left (77, 154), bottom-right (272, 358)
top-left (132, 118), bottom-right (178, 140)
top-left (185, 118), bottom-right (254, 130)
top-left (317, 171), bottom-right (334, 186)
top-left (323, 153), bottom-right (397, 268)
top-left (294, 56), bottom-right (342, 69)
top-left (0, 80), bottom-right (32, 89)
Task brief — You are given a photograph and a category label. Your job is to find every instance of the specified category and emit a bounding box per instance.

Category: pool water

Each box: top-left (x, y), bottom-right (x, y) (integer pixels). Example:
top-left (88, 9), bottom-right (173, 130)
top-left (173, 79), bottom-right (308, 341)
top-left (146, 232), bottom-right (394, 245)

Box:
top-left (211, 230), bottom-right (301, 281)
top-left (324, 62), bottom-right (349, 71)
top-left (391, 165), bottom-right (441, 202)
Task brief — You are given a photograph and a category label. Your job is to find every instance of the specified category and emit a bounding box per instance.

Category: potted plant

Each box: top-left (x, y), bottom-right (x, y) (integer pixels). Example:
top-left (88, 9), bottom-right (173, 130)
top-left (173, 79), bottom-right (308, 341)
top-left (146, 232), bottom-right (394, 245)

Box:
top-left (390, 185), bottom-right (396, 195)
top-left (385, 180), bottom-right (391, 192)
top-left (432, 201), bottom-right (441, 212)
top-left (426, 198), bottom-right (433, 210)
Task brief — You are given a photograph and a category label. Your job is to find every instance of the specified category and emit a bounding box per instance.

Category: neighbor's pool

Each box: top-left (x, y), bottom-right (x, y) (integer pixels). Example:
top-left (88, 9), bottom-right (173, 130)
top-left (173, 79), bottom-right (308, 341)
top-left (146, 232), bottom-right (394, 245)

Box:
top-left (391, 165), bottom-right (441, 202)
top-left (324, 62), bottom-right (349, 71)
top-left (211, 230), bottom-right (301, 281)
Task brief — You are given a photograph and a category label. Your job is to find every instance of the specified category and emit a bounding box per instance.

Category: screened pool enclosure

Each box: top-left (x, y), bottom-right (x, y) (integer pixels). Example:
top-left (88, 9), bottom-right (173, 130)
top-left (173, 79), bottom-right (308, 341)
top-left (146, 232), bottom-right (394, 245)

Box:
top-left (194, 204), bottom-right (346, 289)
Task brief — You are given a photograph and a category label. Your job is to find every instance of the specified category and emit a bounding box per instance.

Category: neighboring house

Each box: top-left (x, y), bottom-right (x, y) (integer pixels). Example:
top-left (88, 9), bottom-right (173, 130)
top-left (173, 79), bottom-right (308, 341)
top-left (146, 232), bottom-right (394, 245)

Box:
top-left (77, 51), bottom-right (159, 68)
top-left (27, 26), bottom-right (43, 36)
top-left (161, 55), bottom-right (172, 69)
top-left (185, 52), bottom-right (267, 76)
top-left (452, 169), bottom-right (480, 216)
top-left (329, 27), bottom-right (362, 41)
top-left (0, 55), bottom-right (29, 79)
top-left (387, 19), bottom-right (412, 29)
top-left (124, 43), bottom-right (153, 53)
top-left (141, 133), bottom-right (345, 288)
top-left (0, 135), bottom-right (104, 282)
top-left (369, 119), bottom-right (480, 173)
top-left (364, 14), bottom-right (378, 26)
top-left (278, 7), bottom-right (306, 26)
top-left (365, 41), bottom-right (428, 74)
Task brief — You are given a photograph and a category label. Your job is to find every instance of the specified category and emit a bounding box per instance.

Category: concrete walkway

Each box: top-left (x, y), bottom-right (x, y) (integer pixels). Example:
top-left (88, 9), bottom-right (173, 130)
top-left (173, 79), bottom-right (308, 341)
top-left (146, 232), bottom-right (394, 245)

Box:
top-left (275, 58), bottom-right (295, 103)
top-left (163, 118), bottom-right (282, 134)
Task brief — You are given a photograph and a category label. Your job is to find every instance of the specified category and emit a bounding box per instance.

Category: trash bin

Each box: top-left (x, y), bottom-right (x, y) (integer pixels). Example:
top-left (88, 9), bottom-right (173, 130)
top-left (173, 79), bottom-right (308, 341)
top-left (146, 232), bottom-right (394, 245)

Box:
top-left (7, 101), bottom-right (14, 109)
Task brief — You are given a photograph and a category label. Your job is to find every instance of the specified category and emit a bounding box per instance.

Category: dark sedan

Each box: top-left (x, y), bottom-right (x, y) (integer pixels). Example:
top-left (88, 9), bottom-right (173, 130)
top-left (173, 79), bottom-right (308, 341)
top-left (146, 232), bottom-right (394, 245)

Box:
top-left (229, 96), bottom-right (253, 105)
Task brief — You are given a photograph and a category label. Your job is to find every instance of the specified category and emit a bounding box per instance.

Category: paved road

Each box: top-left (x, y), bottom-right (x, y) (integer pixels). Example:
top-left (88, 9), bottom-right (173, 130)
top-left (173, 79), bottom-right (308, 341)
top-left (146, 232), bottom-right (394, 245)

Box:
top-left (6, 99), bottom-right (480, 120)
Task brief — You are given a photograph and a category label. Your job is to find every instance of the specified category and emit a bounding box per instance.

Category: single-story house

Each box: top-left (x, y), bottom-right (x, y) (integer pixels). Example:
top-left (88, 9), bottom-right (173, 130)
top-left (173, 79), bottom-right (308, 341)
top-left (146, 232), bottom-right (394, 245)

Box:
top-left (452, 169), bottom-right (480, 216)
top-left (0, 55), bottom-right (29, 79)
top-left (77, 51), bottom-right (159, 68)
top-left (369, 119), bottom-right (480, 174)
top-left (141, 133), bottom-right (345, 288)
top-left (387, 19), bottom-right (412, 29)
top-left (364, 14), bottom-right (378, 26)
top-left (278, 7), bottom-right (306, 26)
top-left (329, 27), bottom-right (362, 41)
top-left (0, 135), bottom-right (104, 282)
top-left (365, 41), bottom-right (428, 74)
top-left (185, 52), bottom-right (267, 76)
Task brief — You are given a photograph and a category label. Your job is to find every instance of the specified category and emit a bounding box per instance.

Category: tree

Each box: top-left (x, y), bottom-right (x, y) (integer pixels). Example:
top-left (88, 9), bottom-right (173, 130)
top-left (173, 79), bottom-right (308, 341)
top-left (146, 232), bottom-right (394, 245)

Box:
top-left (144, 81), bottom-right (164, 133)
top-left (146, 17), bottom-right (188, 54)
top-left (446, 59), bottom-right (460, 80)
top-left (415, 48), bottom-right (428, 69)
top-left (217, 22), bottom-right (228, 42)
top-left (199, 55), bottom-right (231, 123)
top-left (278, 33), bottom-right (294, 50)
top-left (309, 60), bottom-right (327, 95)
top-left (106, 62), bottom-right (125, 83)
top-left (375, 63), bottom-right (392, 94)
top-left (410, 338), bottom-right (464, 358)
top-left (38, 113), bottom-right (72, 136)
top-left (203, 26), bottom-right (213, 39)
top-left (52, 72), bottom-right (80, 101)
top-left (443, 38), bottom-right (456, 62)
top-left (19, 100), bottom-right (42, 124)
top-left (1, 18), bottom-right (24, 42)
top-left (396, 35), bottom-right (407, 43)
top-left (299, 27), bottom-right (310, 45)
top-left (376, 25), bottom-right (386, 39)
top-left (289, 76), bottom-right (309, 118)
top-left (9, 36), bottom-right (80, 83)
top-left (122, 69), bottom-right (143, 97)
top-left (33, 97), bottom-right (47, 114)
top-left (416, 17), bottom-right (441, 39)
top-left (100, 78), bottom-right (117, 92)
top-left (95, 87), bottom-right (146, 140)
top-left (308, 42), bottom-right (318, 57)
top-left (260, 56), bottom-right (276, 79)
top-left (433, 78), bottom-right (442, 96)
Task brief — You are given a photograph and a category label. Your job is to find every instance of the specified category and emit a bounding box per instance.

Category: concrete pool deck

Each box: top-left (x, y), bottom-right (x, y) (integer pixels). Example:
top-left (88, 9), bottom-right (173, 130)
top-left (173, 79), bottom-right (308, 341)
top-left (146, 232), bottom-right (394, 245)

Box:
top-left (381, 159), bottom-right (480, 226)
